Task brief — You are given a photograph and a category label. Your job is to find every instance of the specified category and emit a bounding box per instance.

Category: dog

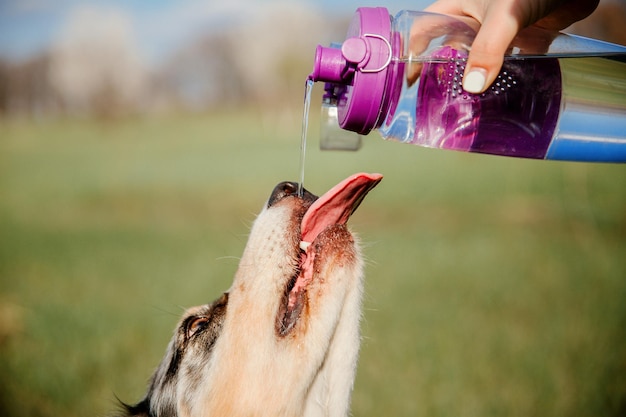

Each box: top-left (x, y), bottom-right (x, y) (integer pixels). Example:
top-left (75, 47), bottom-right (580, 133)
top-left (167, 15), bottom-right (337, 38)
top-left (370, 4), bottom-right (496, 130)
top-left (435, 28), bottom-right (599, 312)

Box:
top-left (118, 173), bottom-right (382, 417)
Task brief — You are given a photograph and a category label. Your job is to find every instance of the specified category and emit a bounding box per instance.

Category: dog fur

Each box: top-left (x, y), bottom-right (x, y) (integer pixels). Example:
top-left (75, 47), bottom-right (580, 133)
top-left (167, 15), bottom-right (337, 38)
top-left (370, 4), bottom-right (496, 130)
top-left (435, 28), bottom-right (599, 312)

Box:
top-left (118, 180), bottom-right (372, 417)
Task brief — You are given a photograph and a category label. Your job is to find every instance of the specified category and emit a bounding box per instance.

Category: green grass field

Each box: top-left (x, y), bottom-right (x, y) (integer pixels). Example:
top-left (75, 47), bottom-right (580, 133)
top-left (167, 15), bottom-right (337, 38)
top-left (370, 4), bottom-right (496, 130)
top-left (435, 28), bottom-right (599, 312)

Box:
top-left (1, 111), bottom-right (625, 416)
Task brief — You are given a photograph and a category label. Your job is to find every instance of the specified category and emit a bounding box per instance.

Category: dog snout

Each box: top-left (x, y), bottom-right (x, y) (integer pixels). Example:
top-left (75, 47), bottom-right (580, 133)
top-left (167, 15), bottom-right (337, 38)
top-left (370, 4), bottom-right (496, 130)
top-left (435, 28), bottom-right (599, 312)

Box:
top-left (267, 181), bottom-right (317, 208)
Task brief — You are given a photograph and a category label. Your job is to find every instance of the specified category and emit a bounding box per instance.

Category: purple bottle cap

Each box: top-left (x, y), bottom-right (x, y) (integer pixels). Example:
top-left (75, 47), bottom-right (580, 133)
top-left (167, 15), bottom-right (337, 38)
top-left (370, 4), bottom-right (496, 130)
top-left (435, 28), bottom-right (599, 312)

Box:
top-left (309, 7), bottom-right (392, 135)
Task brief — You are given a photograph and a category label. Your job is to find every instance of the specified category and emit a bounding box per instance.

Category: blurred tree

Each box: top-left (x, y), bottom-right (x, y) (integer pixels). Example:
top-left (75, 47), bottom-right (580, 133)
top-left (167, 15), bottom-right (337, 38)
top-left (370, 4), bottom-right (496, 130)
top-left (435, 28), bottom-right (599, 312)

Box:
top-left (0, 59), bottom-right (8, 115)
top-left (0, 1), bottom-right (622, 120)
top-left (47, 6), bottom-right (148, 120)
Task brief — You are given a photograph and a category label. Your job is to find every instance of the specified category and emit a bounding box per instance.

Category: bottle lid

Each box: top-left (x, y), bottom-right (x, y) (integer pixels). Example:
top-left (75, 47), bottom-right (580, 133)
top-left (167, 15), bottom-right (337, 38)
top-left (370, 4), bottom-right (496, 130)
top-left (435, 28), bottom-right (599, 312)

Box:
top-left (309, 7), bottom-right (392, 135)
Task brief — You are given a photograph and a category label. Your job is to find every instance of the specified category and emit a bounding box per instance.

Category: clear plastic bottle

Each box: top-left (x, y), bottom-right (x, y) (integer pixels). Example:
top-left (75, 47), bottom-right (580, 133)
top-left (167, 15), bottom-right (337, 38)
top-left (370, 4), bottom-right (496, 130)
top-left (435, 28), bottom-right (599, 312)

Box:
top-left (309, 7), bottom-right (626, 163)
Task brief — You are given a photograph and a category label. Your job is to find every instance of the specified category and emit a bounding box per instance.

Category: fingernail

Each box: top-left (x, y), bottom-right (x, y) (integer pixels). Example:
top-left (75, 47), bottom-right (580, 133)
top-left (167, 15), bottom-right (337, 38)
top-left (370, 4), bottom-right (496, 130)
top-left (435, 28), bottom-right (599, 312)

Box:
top-left (463, 69), bottom-right (486, 93)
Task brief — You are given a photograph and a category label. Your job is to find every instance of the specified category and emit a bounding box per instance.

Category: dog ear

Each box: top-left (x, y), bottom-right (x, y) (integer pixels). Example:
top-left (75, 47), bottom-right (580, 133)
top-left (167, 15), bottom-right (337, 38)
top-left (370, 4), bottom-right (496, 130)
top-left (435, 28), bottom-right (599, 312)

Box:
top-left (113, 293), bottom-right (230, 417)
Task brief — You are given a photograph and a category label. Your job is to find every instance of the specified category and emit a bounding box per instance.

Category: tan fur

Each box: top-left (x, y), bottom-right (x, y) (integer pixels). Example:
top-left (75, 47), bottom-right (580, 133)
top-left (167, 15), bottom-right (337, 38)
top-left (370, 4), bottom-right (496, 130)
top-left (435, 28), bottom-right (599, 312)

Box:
top-left (121, 184), bottom-right (364, 417)
top-left (199, 199), bottom-right (363, 417)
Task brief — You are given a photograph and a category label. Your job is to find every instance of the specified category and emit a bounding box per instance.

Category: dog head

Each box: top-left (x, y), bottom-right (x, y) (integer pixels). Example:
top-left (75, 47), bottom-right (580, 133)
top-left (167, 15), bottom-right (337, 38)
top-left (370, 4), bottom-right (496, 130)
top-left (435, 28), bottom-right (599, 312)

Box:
top-left (120, 173), bottom-right (382, 417)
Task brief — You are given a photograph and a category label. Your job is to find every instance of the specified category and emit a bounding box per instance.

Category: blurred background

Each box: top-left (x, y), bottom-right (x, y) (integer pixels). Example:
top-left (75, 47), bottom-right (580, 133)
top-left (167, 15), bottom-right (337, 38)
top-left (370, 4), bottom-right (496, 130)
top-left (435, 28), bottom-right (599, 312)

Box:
top-left (1, 1), bottom-right (625, 416)
top-left (1, 0), bottom-right (625, 120)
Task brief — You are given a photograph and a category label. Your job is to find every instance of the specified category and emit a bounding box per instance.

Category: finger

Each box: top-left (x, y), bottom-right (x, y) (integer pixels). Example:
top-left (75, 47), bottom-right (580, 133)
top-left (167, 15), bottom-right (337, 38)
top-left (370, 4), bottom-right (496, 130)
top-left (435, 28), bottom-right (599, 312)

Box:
top-left (424, 0), bottom-right (486, 27)
top-left (423, 0), bottom-right (463, 16)
top-left (407, 3), bottom-right (482, 86)
top-left (406, 13), bottom-right (463, 84)
top-left (463, 10), bottom-right (521, 93)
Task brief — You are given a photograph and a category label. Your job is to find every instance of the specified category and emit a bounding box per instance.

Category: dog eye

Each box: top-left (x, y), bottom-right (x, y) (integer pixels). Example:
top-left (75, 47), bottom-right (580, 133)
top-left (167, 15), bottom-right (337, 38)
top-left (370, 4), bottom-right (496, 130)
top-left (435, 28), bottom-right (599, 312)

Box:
top-left (187, 316), bottom-right (210, 338)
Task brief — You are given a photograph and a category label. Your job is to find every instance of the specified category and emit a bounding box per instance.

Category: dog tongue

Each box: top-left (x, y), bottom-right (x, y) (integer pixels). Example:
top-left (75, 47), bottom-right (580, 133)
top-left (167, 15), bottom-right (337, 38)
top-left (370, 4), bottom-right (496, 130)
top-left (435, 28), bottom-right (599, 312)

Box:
top-left (301, 173), bottom-right (383, 243)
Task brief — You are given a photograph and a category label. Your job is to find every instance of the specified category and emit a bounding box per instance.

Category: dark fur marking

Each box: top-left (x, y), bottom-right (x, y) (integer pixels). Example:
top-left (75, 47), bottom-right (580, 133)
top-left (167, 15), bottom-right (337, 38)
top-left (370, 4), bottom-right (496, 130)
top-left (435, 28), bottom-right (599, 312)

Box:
top-left (117, 293), bottom-right (229, 417)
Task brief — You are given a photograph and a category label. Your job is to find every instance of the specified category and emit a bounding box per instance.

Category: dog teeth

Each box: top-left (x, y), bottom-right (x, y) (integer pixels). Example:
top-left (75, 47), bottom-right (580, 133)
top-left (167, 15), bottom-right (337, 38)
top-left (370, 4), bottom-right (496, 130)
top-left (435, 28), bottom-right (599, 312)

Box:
top-left (299, 241), bottom-right (311, 251)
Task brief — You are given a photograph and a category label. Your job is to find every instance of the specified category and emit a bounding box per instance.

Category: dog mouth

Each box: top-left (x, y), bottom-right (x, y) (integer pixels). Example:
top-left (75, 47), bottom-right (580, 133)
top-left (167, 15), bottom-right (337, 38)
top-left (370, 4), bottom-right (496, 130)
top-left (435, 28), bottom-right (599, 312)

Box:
top-left (277, 173), bottom-right (382, 336)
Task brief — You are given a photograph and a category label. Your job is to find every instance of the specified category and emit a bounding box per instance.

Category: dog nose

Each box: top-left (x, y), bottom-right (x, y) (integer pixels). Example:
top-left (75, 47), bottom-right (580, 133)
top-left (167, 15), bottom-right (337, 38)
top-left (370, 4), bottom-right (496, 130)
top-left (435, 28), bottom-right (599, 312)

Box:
top-left (268, 182), bottom-right (317, 207)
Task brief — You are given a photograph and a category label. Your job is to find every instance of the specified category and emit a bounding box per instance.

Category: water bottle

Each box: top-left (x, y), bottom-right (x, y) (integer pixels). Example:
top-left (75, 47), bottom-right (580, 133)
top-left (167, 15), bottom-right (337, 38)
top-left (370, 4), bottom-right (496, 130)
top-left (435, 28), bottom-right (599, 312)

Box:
top-left (308, 7), bottom-right (626, 163)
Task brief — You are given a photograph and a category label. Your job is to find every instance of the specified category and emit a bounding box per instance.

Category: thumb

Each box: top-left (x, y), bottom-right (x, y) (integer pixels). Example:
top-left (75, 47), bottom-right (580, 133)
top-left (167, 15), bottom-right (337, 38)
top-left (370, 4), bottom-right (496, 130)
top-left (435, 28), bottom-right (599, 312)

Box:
top-left (463, 13), bottom-right (520, 94)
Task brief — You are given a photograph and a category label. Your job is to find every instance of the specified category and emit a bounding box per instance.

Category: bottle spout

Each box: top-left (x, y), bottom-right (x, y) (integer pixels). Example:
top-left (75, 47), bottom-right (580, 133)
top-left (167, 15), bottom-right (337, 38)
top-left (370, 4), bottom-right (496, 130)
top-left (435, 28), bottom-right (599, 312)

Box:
top-left (309, 36), bottom-right (374, 84)
top-left (309, 45), bottom-right (347, 83)
top-left (309, 7), bottom-right (394, 137)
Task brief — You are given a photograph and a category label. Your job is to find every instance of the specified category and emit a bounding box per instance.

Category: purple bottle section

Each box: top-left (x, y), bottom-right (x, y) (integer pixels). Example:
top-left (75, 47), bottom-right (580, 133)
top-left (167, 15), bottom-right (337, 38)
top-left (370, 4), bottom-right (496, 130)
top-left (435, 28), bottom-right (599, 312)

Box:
top-left (415, 47), bottom-right (562, 159)
top-left (310, 8), bottom-right (626, 163)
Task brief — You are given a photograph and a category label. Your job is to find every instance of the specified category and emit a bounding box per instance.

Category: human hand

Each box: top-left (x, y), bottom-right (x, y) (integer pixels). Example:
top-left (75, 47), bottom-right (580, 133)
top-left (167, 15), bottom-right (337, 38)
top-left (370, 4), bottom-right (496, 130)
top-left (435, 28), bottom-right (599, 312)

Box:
top-left (424, 0), bottom-right (599, 93)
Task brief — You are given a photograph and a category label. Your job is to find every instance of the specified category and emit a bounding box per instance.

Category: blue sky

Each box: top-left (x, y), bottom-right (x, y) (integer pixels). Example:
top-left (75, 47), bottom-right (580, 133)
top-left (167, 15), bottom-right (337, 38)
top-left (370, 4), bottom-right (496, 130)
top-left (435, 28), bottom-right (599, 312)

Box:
top-left (0, 0), bottom-right (431, 63)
